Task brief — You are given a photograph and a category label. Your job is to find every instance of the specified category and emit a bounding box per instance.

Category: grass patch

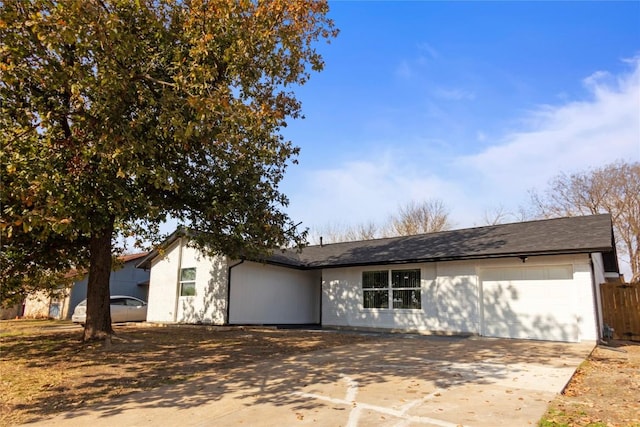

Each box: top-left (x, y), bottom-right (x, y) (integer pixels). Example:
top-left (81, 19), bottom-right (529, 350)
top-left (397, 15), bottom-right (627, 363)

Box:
top-left (539, 408), bottom-right (570, 427)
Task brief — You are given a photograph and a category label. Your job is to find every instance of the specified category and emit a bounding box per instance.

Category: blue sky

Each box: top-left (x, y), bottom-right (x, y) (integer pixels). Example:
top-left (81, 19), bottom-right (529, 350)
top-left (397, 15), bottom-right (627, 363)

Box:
top-left (279, 1), bottom-right (640, 233)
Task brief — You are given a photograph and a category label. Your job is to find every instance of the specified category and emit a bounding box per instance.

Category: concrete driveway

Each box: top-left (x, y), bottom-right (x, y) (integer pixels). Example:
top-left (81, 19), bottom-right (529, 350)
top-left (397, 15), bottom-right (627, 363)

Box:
top-left (24, 334), bottom-right (594, 427)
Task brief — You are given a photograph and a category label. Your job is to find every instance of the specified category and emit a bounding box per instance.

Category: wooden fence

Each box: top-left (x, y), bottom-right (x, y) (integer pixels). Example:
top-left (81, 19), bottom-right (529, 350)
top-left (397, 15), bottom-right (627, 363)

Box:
top-left (600, 281), bottom-right (640, 341)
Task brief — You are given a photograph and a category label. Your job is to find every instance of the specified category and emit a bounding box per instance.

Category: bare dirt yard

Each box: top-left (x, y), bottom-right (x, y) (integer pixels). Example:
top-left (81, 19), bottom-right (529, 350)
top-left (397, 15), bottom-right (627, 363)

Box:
top-left (540, 341), bottom-right (640, 427)
top-left (1, 319), bottom-right (639, 427)
top-left (0, 320), bottom-right (375, 426)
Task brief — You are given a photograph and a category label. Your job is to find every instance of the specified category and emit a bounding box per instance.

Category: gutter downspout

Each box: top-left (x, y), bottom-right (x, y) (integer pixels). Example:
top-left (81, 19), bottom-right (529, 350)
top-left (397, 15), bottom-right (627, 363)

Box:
top-left (225, 259), bottom-right (244, 325)
top-left (174, 237), bottom-right (183, 323)
top-left (589, 254), bottom-right (604, 343)
top-left (318, 274), bottom-right (323, 326)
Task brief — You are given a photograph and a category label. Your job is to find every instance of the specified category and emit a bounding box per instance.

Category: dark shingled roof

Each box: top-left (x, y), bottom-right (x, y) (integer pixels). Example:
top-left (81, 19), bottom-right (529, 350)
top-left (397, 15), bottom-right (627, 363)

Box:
top-left (267, 214), bottom-right (617, 270)
top-left (137, 214), bottom-right (618, 272)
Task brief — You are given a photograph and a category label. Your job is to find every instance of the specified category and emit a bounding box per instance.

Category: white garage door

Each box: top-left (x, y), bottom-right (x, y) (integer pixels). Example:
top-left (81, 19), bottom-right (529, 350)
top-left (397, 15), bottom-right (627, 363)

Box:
top-left (481, 265), bottom-right (579, 342)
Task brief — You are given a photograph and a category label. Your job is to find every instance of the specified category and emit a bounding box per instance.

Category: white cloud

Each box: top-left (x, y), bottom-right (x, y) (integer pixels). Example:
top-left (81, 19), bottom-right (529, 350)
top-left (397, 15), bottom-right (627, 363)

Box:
top-left (456, 58), bottom-right (640, 211)
top-left (583, 70), bottom-right (612, 89)
top-left (287, 151), bottom-right (465, 230)
top-left (287, 59), bottom-right (640, 232)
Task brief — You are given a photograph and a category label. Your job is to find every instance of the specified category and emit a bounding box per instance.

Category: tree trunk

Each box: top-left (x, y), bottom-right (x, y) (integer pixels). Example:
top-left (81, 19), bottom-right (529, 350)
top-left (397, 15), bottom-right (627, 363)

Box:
top-left (82, 219), bottom-right (115, 342)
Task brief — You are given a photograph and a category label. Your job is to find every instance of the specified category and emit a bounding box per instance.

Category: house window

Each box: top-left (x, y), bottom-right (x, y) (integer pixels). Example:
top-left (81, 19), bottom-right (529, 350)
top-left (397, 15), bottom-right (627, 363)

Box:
top-left (362, 270), bottom-right (389, 308)
top-left (362, 269), bottom-right (421, 309)
top-left (392, 269), bottom-right (421, 309)
top-left (179, 268), bottom-right (196, 296)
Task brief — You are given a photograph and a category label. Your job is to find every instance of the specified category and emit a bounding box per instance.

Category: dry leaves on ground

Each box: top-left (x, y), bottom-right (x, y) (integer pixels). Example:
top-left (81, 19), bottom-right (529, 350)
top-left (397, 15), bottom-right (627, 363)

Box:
top-left (0, 320), bottom-right (374, 426)
top-left (541, 341), bottom-right (640, 427)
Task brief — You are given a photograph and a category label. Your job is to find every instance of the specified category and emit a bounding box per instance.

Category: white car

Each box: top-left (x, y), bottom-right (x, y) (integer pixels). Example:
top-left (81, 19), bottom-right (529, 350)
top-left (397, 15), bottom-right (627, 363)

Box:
top-left (72, 295), bottom-right (148, 324)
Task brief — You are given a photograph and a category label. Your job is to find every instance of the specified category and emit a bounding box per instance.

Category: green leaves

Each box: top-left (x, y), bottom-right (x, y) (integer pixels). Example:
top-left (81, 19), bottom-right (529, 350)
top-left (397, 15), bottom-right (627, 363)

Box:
top-left (1, 0), bottom-right (336, 304)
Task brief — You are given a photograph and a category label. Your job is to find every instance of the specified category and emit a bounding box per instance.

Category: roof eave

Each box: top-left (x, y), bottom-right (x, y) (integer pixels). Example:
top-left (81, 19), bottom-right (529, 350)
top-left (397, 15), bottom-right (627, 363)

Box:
top-left (135, 228), bottom-right (187, 270)
top-left (304, 247), bottom-right (614, 270)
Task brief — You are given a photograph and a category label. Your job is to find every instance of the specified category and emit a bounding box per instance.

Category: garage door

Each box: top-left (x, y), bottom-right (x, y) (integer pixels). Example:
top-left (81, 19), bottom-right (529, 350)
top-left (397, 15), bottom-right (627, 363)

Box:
top-left (481, 265), bottom-right (579, 342)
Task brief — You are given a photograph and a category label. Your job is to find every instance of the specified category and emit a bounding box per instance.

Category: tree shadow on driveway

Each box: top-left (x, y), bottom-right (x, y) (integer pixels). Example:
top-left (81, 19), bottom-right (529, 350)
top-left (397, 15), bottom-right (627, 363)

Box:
top-left (17, 331), bottom-right (593, 425)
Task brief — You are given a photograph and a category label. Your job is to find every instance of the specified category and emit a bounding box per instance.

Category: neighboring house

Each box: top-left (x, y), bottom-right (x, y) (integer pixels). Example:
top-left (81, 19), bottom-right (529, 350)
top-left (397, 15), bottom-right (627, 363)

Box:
top-left (22, 291), bottom-right (67, 319)
top-left (137, 215), bottom-right (620, 343)
top-left (22, 253), bottom-right (150, 320)
top-left (0, 303), bottom-right (23, 320)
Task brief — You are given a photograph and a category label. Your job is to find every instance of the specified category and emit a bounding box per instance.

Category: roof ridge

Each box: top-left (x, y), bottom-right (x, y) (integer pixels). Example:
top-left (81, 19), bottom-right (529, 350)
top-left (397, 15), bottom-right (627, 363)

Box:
top-left (304, 213), bottom-right (611, 249)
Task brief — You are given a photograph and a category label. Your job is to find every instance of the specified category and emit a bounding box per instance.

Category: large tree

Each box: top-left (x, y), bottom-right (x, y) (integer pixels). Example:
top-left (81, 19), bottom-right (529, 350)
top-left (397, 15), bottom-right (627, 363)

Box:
top-left (0, 0), bottom-right (337, 340)
top-left (530, 161), bottom-right (640, 281)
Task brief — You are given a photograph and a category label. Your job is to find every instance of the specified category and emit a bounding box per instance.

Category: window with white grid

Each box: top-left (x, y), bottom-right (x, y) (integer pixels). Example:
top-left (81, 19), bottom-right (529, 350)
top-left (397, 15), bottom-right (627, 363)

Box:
top-left (362, 269), bottom-right (421, 309)
top-left (179, 267), bottom-right (196, 297)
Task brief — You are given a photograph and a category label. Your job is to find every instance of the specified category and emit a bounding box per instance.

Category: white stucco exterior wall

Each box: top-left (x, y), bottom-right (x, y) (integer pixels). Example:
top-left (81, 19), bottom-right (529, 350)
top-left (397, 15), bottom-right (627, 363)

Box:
top-left (322, 263), bottom-right (457, 333)
top-left (321, 254), bottom-right (601, 342)
top-left (573, 256), bottom-right (599, 341)
top-left (432, 261), bottom-right (480, 334)
top-left (145, 235), bottom-right (605, 342)
top-left (229, 261), bottom-right (320, 324)
top-left (146, 240), bottom-right (181, 323)
top-left (146, 238), bottom-right (228, 324)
